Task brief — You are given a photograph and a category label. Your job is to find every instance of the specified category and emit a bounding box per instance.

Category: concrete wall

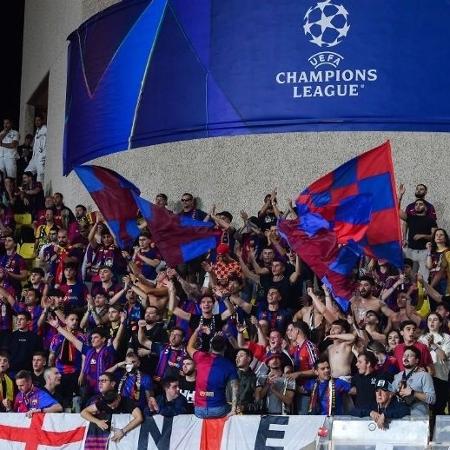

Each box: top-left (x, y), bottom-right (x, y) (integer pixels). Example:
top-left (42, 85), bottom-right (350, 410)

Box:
top-left (20, 1), bottom-right (450, 230)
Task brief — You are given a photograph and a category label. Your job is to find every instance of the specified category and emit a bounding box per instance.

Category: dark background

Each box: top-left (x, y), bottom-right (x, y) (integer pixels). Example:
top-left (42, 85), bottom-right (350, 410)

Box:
top-left (1, 1), bottom-right (25, 127)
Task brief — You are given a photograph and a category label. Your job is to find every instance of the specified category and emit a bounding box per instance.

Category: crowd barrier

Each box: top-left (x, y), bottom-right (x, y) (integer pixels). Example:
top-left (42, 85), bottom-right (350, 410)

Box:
top-left (0, 413), bottom-right (447, 449)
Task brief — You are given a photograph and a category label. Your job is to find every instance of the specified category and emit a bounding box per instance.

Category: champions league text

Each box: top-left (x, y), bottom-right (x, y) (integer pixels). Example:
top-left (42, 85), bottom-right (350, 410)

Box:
top-left (275, 69), bottom-right (378, 98)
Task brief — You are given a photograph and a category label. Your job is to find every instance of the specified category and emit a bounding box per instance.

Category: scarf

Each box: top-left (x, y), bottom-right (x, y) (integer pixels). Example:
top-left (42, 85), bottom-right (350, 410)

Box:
top-left (308, 379), bottom-right (336, 415)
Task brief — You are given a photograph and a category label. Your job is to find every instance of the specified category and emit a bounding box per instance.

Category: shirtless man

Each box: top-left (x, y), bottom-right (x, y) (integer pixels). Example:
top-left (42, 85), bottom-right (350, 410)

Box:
top-left (324, 319), bottom-right (355, 379)
top-left (293, 292), bottom-right (324, 331)
top-left (351, 276), bottom-right (393, 327)
top-left (358, 310), bottom-right (387, 345)
top-left (385, 292), bottom-right (421, 332)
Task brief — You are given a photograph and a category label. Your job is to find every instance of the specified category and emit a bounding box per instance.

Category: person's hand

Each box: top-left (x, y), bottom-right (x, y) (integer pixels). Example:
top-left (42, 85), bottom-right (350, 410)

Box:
top-left (399, 385), bottom-right (413, 397)
top-left (234, 242), bottom-right (242, 258)
top-left (396, 273), bottom-right (405, 286)
top-left (119, 311), bottom-right (127, 324)
top-left (426, 242), bottom-right (432, 252)
top-left (250, 316), bottom-right (259, 327)
top-left (117, 361), bottom-right (127, 368)
top-left (370, 411), bottom-right (381, 422)
top-left (270, 188), bottom-right (277, 203)
top-left (148, 396), bottom-right (159, 413)
top-left (398, 183), bottom-right (406, 197)
top-left (307, 287), bottom-right (314, 297)
top-left (285, 372), bottom-right (300, 381)
top-left (236, 322), bottom-right (247, 333)
top-left (201, 261), bottom-right (213, 273)
top-left (227, 407), bottom-right (237, 417)
top-left (138, 319), bottom-right (147, 328)
top-left (78, 373), bottom-right (84, 387)
top-left (375, 413), bottom-right (386, 430)
top-left (47, 316), bottom-right (59, 329)
top-left (427, 334), bottom-right (434, 346)
top-left (209, 204), bottom-right (216, 217)
top-left (26, 408), bottom-right (41, 417)
top-left (240, 210), bottom-right (248, 222)
top-left (95, 419), bottom-right (109, 431)
top-left (111, 429), bottom-right (125, 442)
top-left (2, 398), bottom-right (11, 411)
top-left (166, 267), bottom-right (177, 279)
top-left (402, 239), bottom-right (408, 248)
top-left (121, 250), bottom-right (130, 260)
top-left (165, 279), bottom-right (175, 291)
top-left (122, 275), bottom-right (131, 287)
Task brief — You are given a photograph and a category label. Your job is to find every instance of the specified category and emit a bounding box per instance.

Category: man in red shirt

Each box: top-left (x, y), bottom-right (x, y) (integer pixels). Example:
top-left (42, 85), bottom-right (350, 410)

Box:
top-left (393, 320), bottom-right (433, 374)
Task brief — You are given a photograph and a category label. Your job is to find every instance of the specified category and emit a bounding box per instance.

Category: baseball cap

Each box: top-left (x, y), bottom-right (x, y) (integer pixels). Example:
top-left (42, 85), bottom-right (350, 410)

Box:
top-left (375, 378), bottom-right (393, 392)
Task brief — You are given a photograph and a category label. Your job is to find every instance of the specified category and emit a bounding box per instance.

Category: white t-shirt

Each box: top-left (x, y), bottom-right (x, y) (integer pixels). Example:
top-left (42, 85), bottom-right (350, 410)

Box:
top-left (0, 129), bottom-right (19, 152)
top-left (32, 125), bottom-right (47, 156)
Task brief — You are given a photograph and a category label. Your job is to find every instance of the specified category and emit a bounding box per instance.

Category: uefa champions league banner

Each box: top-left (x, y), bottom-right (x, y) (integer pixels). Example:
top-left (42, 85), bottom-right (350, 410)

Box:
top-left (63, 0), bottom-right (450, 173)
top-left (0, 413), bottom-right (325, 449)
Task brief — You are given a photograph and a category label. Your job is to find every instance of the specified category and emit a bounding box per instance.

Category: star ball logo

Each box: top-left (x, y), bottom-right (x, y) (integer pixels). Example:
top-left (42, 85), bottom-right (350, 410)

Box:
top-left (275, 0), bottom-right (378, 99)
top-left (303, 0), bottom-right (350, 49)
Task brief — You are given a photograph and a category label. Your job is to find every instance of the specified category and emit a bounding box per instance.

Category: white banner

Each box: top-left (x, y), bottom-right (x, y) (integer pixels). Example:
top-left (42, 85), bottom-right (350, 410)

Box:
top-left (0, 413), bottom-right (325, 450)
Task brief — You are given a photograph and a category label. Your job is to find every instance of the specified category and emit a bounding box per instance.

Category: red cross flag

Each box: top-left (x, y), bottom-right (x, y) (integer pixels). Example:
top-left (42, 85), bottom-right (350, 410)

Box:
top-left (0, 413), bottom-right (86, 450)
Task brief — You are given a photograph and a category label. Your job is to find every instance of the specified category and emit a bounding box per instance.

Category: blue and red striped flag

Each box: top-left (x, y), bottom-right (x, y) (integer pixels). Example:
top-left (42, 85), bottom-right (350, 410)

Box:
top-left (278, 141), bottom-right (402, 310)
top-left (133, 194), bottom-right (221, 267)
top-left (75, 165), bottom-right (141, 248)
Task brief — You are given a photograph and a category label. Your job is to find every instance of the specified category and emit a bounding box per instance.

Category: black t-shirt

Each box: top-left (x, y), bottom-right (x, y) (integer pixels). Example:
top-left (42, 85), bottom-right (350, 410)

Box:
top-left (189, 314), bottom-right (225, 351)
top-left (179, 377), bottom-right (195, 413)
top-left (351, 373), bottom-right (378, 410)
top-left (96, 395), bottom-right (137, 415)
top-left (259, 274), bottom-right (294, 310)
top-left (406, 215), bottom-right (437, 250)
top-left (7, 330), bottom-right (43, 372)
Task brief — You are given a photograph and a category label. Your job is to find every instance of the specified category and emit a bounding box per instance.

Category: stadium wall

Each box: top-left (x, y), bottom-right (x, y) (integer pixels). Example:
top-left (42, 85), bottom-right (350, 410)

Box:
top-left (20, 0), bottom-right (450, 229)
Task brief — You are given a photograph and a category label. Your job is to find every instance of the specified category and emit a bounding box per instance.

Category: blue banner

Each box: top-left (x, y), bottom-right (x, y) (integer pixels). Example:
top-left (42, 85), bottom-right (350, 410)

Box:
top-left (63, 0), bottom-right (450, 174)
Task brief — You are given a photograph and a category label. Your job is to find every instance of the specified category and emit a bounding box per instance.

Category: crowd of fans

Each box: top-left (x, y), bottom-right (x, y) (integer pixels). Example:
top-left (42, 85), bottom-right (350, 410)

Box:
top-left (0, 135), bottom-right (445, 438)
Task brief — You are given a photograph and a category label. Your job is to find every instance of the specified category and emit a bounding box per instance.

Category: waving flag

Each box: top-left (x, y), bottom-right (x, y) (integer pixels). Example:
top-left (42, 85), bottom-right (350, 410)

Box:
top-left (134, 195), bottom-right (221, 267)
top-left (278, 141), bottom-right (402, 310)
top-left (75, 165), bottom-right (141, 249)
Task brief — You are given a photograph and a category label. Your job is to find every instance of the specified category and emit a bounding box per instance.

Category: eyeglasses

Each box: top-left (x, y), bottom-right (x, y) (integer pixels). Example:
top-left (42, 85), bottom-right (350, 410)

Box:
top-left (181, 198), bottom-right (193, 202)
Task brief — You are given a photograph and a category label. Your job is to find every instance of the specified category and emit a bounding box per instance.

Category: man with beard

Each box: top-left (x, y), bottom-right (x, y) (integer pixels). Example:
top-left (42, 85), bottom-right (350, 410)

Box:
top-left (179, 357), bottom-right (196, 413)
top-left (138, 324), bottom-right (187, 382)
top-left (227, 348), bottom-right (257, 414)
top-left (351, 277), bottom-right (393, 328)
top-left (391, 346), bottom-right (435, 416)
top-left (399, 183), bottom-right (437, 220)
top-left (106, 352), bottom-right (157, 414)
top-left (134, 305), bottom-right (167, 374)
top-left (349, 351), bottom-right (379, 412)
top-left (168, 285), bottom-right (234, 351)
top-left (400, 198), bottom-right (437, 279)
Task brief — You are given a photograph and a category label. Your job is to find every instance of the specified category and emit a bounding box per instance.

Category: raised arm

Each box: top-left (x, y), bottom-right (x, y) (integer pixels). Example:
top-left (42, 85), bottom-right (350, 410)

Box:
top-left (289, 255), bottom-right (301, 284)
top-left (137, 320), bottom-right (152, 349)
top-left (220, 296), bottom-right (235, 321)
top-left (187, 326), bottom-right (200, 358)
top-left (167, 281), bottom-right (191, 321)
top-left (48, 316), bottom-right (83, 352)
top-left (111, 312), bottom-right (127, 351)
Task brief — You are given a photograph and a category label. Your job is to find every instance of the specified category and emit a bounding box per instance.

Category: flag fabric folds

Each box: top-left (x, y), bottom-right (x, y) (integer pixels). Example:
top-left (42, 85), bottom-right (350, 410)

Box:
top-left (75, 165), bottom-right (141, 249)
top-left (278, 141), bottom-right (402, 310)
top-left (75, 165), bottom-right (220, 266)
top-left (133, 194), bottom-right (221, 267)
